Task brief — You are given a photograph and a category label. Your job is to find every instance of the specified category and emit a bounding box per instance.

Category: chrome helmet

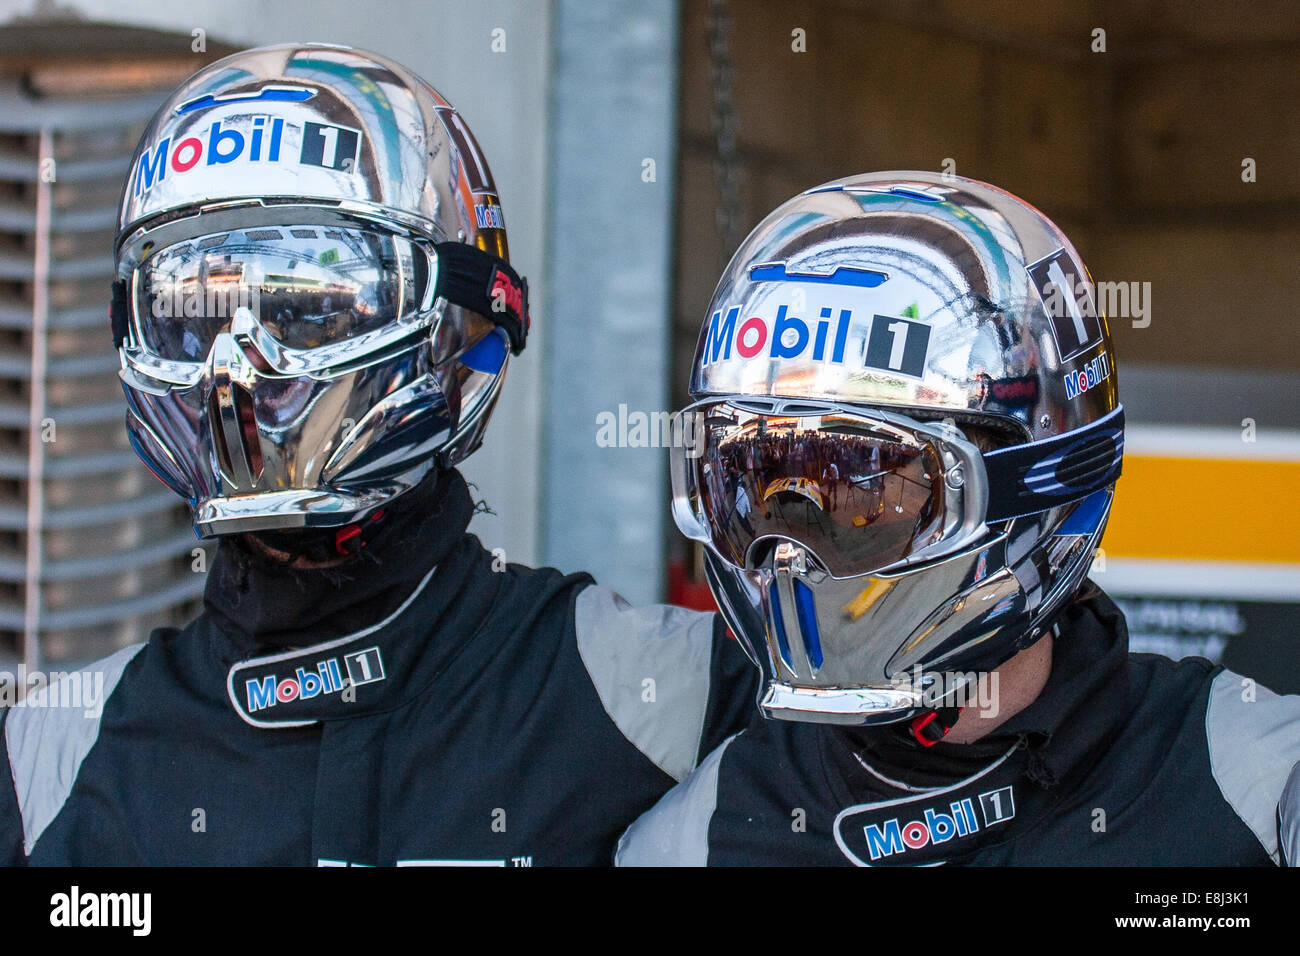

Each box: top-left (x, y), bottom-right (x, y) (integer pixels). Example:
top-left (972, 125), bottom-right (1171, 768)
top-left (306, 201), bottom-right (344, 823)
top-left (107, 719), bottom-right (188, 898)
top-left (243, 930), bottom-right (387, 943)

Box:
top-left (672, 172), bottom-right (1122, 728)
top-left (112, 43), bottom-right (530, 537)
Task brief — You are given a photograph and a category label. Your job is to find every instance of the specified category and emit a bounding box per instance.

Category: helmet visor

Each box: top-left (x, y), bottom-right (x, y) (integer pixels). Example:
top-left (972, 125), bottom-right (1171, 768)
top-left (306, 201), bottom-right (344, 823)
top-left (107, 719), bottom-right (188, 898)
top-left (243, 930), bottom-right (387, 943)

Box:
top-left (134, 225), bottom-right (427, 362)
top-left (684, 404), bottom-right (951, 578)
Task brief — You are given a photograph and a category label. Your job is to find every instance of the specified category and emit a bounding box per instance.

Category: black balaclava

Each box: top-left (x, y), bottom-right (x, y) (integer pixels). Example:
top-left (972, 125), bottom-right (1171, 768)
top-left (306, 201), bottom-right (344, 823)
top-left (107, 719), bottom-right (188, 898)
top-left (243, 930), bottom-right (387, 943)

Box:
top-left (202, 467), bottom-right (476, 651)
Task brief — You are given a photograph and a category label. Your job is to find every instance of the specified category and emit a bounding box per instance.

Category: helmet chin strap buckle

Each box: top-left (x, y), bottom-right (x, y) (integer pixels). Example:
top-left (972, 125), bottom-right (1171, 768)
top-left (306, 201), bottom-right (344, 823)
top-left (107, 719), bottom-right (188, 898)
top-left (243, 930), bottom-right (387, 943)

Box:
top-left (333, 508), bottom-right (388, 557)
top-left (910, 705), bottom-right (964, 747)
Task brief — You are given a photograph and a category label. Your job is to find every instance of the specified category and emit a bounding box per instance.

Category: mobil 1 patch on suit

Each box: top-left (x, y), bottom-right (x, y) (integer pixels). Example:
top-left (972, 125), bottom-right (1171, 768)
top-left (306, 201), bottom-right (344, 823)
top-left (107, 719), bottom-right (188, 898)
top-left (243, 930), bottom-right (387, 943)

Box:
top-left (864, 314), bottom-right (931, 378)
top-left (1027, 248), bottom-right (1103, 362)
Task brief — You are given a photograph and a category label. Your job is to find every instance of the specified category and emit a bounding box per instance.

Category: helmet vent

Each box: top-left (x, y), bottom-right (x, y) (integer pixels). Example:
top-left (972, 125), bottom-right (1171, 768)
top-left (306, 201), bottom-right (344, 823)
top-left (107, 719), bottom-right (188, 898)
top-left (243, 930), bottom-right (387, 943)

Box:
top-left (233, 383), bottom-right (264, 480)
top-left (209, 382), bottom-right (263, 488)
top-left (209, 388), bottom-right (235, 482)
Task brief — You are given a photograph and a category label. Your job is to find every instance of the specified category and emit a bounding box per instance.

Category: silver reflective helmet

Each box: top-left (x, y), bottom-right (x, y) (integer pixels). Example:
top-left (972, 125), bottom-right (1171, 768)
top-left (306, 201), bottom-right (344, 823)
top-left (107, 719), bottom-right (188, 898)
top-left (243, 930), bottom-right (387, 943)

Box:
top-left (674, 172), bottom-right (1122, 726)
top-left (112, 43), bottom-right (530, 537)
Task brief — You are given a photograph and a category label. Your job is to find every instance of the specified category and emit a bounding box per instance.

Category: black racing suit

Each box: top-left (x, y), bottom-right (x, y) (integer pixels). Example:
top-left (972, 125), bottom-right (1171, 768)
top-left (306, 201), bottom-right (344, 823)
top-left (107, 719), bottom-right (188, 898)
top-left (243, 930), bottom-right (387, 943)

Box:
top-left (0, 469), bottom-right (757, 865)
top-left (618, 587), bottom-right (1300, 865)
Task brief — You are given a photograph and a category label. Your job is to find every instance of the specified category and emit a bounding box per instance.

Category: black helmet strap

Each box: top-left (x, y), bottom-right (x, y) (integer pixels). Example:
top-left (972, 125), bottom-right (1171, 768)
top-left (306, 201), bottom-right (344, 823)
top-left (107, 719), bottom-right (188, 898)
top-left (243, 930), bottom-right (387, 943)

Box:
top-left (431, 241), bottom-right (530, 355)
top-left (982, 405), bottom-right (1124, 523)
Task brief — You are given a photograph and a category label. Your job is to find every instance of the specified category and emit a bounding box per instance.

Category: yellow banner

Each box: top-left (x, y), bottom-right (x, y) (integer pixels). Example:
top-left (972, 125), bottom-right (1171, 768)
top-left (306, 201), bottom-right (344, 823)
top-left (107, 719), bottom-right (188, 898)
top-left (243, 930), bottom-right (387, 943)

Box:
top-left (1105, 455), bottom-right (1300, 564)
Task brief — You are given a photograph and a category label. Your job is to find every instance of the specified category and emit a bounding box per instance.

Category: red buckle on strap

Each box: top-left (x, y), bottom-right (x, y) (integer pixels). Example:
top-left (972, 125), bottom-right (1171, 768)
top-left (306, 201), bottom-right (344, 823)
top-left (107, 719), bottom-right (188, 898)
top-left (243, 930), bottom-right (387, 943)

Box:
top-left (910, 711), bottom-right (945, 747)
top-left (910, 707), bottom-right (964, 748)
top-left (335, 524), bottom-right (363, 556)
top-left (334, 509), bottom-right (387, 556)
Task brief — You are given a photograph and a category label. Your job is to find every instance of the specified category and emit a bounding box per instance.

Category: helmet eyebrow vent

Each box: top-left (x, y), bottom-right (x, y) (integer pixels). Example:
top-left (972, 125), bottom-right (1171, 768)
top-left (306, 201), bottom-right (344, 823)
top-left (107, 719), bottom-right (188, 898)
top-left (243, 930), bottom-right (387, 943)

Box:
top-left (729, 397), bottom-right (779, 415)
top-left (728, 397), bottom-right (838, 417)
top-left (778, 402), bottom-right (833, 416)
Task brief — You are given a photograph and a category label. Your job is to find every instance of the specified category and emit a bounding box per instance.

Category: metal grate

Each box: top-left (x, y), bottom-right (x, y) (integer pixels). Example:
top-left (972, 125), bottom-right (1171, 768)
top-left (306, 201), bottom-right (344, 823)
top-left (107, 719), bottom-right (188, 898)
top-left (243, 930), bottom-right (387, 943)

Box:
top-left (0, 26), bottom-right (235, 672)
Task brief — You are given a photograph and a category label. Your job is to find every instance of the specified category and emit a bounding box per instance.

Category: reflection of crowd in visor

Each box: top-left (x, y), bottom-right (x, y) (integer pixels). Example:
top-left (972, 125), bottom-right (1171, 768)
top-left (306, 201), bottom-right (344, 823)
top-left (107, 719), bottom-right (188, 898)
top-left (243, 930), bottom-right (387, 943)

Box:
top-left (698, 419), bottom-right (945, 575)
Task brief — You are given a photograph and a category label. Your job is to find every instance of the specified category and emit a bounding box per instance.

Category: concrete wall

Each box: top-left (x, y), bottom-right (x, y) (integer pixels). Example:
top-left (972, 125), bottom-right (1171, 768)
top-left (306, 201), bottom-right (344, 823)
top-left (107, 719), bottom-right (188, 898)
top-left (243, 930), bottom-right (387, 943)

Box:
top-left (541, 0), bottom-right (679, 603)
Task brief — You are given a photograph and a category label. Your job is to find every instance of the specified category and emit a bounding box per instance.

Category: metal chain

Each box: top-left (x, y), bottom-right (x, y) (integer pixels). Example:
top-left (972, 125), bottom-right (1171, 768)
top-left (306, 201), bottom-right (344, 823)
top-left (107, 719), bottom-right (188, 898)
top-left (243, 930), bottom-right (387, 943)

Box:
top-left (706, 0), bottom-right (743, 263)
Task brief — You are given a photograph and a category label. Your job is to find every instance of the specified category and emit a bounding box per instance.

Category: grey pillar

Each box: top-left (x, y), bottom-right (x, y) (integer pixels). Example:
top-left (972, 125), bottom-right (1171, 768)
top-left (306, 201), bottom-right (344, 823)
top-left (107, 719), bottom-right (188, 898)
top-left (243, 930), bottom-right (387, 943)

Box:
top-left (542, 0), bottom-right (680, 604)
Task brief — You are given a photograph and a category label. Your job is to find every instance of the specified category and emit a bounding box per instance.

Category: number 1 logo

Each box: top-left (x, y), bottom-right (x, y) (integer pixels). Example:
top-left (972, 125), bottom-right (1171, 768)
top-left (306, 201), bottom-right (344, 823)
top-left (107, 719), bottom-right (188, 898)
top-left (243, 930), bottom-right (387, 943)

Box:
top-left (344, 646), bottom-right (385, 688)
top-left (977, 786), bottom-right (1016, 826)
top-left (1026, 248), bottom-right (1103, 361)
top-left (434, 106), bottom-right (496, 194)
top-left (864, 314), bottom-right (931, 379)
top-left (300, 121), bottom-right (362, 172)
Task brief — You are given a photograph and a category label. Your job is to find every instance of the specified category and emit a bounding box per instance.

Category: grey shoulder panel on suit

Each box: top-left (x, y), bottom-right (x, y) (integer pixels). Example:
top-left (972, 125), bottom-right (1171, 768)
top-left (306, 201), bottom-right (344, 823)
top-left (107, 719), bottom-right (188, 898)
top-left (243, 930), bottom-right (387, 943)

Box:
top-left (1205, 669), bottom-right (1300, 864)
top-left (574, 584), bottom-right (717, 782)
top-left (1280, 760), bottom-right (1300, 867)
top-left (615, 733), bottom-right (735, 866)
top-left (4, 642), bottom-right (145, 856)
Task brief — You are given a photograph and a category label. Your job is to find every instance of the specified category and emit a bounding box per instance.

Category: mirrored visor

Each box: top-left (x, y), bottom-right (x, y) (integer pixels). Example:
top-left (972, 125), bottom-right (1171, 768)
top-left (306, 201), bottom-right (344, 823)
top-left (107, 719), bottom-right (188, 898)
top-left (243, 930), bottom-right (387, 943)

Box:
top-left (689, 406), bottom-right (948, 577)
top-left (134, 225), bottom-right (427, 362)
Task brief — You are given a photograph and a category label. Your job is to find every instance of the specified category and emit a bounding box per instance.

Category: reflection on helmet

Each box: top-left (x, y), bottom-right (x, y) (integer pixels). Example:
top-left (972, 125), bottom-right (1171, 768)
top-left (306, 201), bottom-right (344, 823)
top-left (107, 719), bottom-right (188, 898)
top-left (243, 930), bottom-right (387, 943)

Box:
top-left (135, 224), bottom-right (426, 361)
top-left (689, 404), bottom-right (948, 577)
top-left (677, 172), bottom-right (1122, 726)
top-left (112, 43), bottom-right (529, 537)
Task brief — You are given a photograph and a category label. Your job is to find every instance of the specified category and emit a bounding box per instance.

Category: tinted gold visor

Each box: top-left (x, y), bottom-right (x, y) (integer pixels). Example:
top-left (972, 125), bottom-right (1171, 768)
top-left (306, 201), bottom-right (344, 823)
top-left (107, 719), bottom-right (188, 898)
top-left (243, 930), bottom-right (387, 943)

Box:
top-left (688, 406), bottom-right (948, 577)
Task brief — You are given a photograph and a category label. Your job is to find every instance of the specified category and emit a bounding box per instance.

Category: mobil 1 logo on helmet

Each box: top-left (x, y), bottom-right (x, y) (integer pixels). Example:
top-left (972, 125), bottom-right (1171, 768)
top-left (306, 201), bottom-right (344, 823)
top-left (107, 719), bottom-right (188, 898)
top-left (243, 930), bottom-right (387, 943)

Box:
top-left (133, 90), bottom-right (364, 198)
top-left (701, 265), bottom-right (932, 378)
